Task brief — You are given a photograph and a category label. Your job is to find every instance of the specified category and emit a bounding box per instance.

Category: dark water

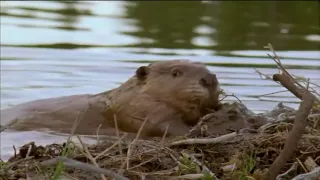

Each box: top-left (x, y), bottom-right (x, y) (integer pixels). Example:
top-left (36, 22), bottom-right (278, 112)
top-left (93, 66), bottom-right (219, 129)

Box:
top-left (0, 1), bottom-right (319, 160)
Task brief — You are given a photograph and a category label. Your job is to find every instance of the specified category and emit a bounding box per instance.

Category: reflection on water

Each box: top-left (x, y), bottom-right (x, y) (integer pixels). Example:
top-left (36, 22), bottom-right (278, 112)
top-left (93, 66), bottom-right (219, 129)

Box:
top-left (122, 1), bottom-right (320, 50)
top-left (0, 1), bottom-right (319, 160)
top-left (1, 1), bottom-right (319, 50)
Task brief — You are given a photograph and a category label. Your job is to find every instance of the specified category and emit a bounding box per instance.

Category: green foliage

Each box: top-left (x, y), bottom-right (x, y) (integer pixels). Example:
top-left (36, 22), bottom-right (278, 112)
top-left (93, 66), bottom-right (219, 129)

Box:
top-left (52, 141), bottom-right (76, 180)
top-left (201, 171), bottom-right (215, 180)
top-left (178, 153), bottom-right (200, 175)
top-left (232, 151), bottom-right (257, 180)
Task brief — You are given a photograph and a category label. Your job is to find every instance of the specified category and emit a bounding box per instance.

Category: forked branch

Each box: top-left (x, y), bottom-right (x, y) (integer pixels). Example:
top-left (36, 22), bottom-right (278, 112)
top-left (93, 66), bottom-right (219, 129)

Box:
top-left (261, 44), bottom-right (318, 180)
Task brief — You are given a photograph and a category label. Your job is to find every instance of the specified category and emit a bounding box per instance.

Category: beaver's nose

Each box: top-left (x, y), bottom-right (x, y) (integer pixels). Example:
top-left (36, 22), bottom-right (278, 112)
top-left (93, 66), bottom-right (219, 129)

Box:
top-left (200, 74), bottom-right (217, 87)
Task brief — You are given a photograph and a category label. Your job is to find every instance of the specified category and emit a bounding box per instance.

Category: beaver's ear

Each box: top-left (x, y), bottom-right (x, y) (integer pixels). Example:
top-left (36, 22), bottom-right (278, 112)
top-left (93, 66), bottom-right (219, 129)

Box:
top-left (136, 66), bottom-right (149, 80)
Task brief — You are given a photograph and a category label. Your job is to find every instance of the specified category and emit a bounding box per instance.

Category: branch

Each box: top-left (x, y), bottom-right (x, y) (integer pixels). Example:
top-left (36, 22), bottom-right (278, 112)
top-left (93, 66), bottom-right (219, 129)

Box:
top-left (264, 43), bottom-right (305, 90)
top-left (40, 156), bottom-right (129, 180)
top-left (273, 74), bottom-right (304, 100)
top-left (263, 43), bottom-right (320, 104)
top-left (169, 132), bottom-right (238, 146)
top-left (263, 93), bottom-right (315, 180)
top-left (276, 162), bottom-right (298, 180)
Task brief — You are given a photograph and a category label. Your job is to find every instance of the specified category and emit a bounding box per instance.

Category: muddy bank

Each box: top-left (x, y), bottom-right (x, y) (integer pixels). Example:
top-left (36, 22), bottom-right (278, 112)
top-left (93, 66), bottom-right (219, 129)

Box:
top-left (1, 102), bottom-right (319, 180)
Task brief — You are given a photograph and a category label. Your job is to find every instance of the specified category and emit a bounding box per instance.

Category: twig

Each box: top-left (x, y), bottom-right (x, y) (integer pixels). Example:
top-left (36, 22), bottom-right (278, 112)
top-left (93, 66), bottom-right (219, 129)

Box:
top-left (96, 124), bottom-right (102, 145)
top-left (169, 132), bottom-right (238, 146)
top-left (256, 44), bottom-right (320, 106)
top-left (219, 93), bottom-right (243, 103)
top-left (76, 135), bottom-right (107, 180)
top-left (168, 173), bottom-right (206, 179)
top-left (186, 113), bottom-right (216, 137)
top-left (13, 145), bottom-right (17, 158)
top-left (127, 156), bottom-right (157, 170)
top-left (296, 158), bottom-right (308, 173)
top-left (273, 74), bottom-right (305, 101)
top-left (0, 156), bottom-right (33, 173)
top-left (264, 43), bottom-right (320, 104)
top-left (306, 78), bottom-right (310, 90)
top-left (264, 43), bottom-right (305, 90)
top-left (67, 103), bottom-right (90, 143)
top-left (291, 167), bottom-right (320, 180)
top-left (259, 112), bottom-right (320, 132)
top-left (94, 133), bottom-right (127, 161)
top-left (258, 90), bottom-right (290, 97)
top-left (25, 144), bottom-right (33, 158)
top-left (161, 124), bottom-right (169, 143)
top-left (167, 151), bottom-right (186, 169)
top-left (293, 74), bottom-right (320, 88)
top-left (52, 104), bottom-right (90, 179)
top-left (39, 156), bottom-right (129, 180)
top-left (121, 117), bottom-right (149, 170)
top-left (113, 114), bottom-right (124, 171)
top-left (181, 152), bottom-right (218, 180)
top-left (261, 43), bottom-right (319, 180)
top-left (24, 143), bottom-right (35, 180)
top-left (291, 76), bottom-right (320, 99)
top-left (254, 68), bottom-right (274, 80)
top-left (276, 162), bottom-right (298, 180)
top-left (263, 93), bottom-right (315, 180)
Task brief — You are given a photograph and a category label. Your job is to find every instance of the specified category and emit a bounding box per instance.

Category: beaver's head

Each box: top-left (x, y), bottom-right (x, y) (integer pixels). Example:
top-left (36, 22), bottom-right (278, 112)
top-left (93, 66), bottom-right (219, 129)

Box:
top-left (135, 60), bottom-right (221, 116)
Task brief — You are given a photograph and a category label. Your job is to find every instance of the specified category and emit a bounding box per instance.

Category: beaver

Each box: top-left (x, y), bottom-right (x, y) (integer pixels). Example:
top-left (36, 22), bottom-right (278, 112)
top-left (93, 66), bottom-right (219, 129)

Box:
top-left (0, 60), bottom-right (221, 138)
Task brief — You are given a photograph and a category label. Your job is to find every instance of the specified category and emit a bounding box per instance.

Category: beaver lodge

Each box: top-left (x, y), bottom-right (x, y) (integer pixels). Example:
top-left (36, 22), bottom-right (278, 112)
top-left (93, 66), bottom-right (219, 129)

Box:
top-left (1, 44), bottom-right (319, 180)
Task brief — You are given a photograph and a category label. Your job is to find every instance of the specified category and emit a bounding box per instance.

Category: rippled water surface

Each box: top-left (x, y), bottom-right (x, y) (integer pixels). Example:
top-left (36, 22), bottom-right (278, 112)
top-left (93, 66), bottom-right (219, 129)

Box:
top-left (1, 1), bottom-right (319, 160)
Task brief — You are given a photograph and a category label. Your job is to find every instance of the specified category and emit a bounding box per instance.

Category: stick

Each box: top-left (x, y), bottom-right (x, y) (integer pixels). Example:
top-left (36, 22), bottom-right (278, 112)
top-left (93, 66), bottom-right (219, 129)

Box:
top-left (169, 132), bottom-right (238, 146)
top-left (121, 117), bottom-right (149, 170)
top-left (264, 43), bottom-right (305, 90)
top-left (186, 113), bottom-right (216, 137)
top-left (40, 156), bottom-right (129, 180)
top-left (94, 133), bottom-right (127, 160)
top-left (76, 135), bottom-right (107, 180)
top-left (96, 124), bottom-right (102, 145)
top-left (263, 93), bottom-right (314, 180)
top-left (264, 43), bottom-right (320, 104)
top-left (113, 114), bottom-right (124, 171)
top-left (258, 44), bottom-right (320, 105)
top-left (0, 156), bottom-right (33, 174)
top-left (276, 162), bottom-right (298, 180)
top-left (273, 74), bottom-right (304, 100)
top-left (181, 153), bottom-right (219, 180)
top-left (168, 174), bottom-right (206, 179)
top-left (273, 73), bottom-right (320, 104)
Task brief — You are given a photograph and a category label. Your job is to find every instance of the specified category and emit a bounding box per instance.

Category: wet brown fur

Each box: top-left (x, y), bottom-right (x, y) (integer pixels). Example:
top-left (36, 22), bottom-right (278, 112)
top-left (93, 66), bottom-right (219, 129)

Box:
top-left (1, 60), bottom-right (220, 137)
top-left (104, 60), bottom-right (221, 137)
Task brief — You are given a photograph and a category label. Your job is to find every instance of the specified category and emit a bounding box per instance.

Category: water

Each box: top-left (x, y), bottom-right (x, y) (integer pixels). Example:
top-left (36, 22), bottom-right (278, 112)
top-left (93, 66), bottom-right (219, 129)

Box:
top-left (1, 1), bottom-right (319, 160)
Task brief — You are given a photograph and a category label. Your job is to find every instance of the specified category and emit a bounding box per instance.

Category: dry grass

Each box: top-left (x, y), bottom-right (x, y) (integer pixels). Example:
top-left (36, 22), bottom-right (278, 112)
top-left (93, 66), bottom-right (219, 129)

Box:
top-left (1, 118), bottom-right (319, 180)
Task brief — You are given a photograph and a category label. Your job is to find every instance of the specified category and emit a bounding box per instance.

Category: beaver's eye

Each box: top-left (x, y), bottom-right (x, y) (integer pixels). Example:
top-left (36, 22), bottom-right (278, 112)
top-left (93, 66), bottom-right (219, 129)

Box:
top-left (172, 69), bottom-right (182, 77)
